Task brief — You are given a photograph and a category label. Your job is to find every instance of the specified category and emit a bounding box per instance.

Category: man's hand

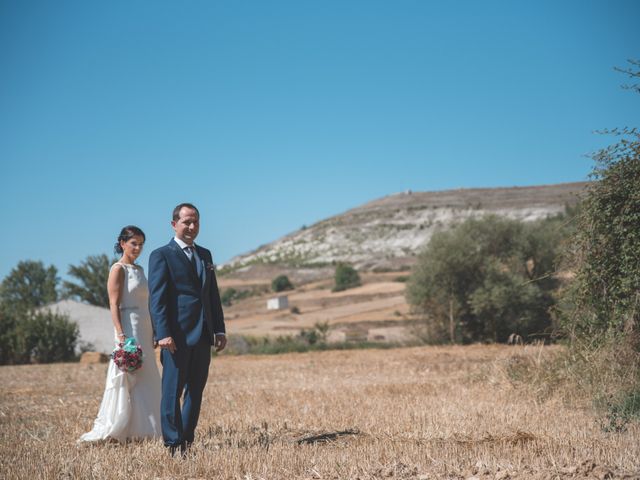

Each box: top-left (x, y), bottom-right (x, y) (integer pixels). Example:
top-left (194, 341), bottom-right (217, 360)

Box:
top-left (214, 334), bottom-right (227, 352)
top-left (158, 336), bottom-right (176, 353)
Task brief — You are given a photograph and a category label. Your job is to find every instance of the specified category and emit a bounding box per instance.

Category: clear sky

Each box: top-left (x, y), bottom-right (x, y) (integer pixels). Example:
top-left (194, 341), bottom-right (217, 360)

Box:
top-left (1, 1), bottom-right (639, 281)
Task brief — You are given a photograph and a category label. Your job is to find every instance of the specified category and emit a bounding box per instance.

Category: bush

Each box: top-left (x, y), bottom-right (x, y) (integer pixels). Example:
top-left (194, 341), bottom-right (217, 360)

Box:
top-left (21, 311), bottom-right (79, 363)
top-left (0, 260), bottom-right (77, 364)
top-left (406, 215), bottom-right (567, 344)
top-left (555, 60), bottom-right (640, 427)
top-left (220, 286), bottom-right (267, 307)
top-left (223, 323), bottom-right (397, 356)
top-left (0, 308), bottom-right (78, 364)
top-left (559, 61), bottom-right (640, 423)
top-left (333, 264), bottom-right (361, 292)
top-left (224, 323), bottom-right (329, 355)
top-left (565, 141), bottom-right (640, 336)
top-left (271, 275), bottom-right (294, 292)
top-left (220, 288), bottom-right (237, 306)
top-left (0, 308), bottom-right (25, 364)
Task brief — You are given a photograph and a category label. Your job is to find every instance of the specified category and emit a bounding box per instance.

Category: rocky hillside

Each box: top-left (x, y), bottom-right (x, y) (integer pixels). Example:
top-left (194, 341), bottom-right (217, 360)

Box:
top-left (224, 182), bottom-right (587, 272)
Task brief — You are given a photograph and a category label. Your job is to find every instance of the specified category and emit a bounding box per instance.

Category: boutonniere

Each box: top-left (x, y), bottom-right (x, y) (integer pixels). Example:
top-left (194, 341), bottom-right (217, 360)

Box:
top-left (206, 262), bottom-right (217, 272)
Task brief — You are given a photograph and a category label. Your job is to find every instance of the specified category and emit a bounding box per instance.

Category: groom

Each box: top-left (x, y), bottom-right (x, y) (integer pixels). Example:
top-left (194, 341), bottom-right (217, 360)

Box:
top-left (148, 202), bottom-right (226, 454)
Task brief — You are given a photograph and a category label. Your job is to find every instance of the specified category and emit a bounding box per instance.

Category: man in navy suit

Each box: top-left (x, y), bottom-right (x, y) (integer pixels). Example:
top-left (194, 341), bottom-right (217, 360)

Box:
top-left (148, 203), bottom-right (226, 454)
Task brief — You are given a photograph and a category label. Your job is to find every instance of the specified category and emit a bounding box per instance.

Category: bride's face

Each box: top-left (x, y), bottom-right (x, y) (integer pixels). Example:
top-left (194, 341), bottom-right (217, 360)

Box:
top-left (120, 235), bottom-right (144, 260)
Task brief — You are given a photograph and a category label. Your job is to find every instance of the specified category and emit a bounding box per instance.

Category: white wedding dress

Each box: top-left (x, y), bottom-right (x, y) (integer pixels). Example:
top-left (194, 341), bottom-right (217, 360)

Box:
top-left (79, 263), bottom-right (161, 442)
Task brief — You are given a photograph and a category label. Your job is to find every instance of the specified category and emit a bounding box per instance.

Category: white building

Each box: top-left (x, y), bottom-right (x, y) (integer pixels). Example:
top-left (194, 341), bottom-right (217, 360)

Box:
top-left (267, 296), bottom-right (289, 310)
top-left (41, 299), bottom-right (114, 354)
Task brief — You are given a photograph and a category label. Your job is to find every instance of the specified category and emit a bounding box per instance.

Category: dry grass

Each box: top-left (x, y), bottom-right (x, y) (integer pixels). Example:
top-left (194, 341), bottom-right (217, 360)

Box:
top-left (1, 344), bottom-right (639, 479)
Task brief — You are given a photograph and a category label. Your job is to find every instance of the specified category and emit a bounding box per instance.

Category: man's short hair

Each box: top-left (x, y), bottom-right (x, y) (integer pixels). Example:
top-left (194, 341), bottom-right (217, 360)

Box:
top-left (173, 203), bottom-right (200, 221)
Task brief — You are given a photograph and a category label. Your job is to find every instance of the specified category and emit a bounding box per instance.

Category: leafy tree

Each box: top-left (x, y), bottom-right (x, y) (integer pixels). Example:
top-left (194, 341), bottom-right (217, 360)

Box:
top-left (333, 263), bottom-right (361, 292)
top-left (20, 310), bottom-right (79, 363)
top-left (63, 254), bottom-right (115, 308)
top-left (0, 307), bottom-right (24, 364)
top-left (406, 215), bottom-right (566, 343)
top-left (562, 59), bottom-right (640, 337)
top-left (272, 275), bottom-right (294, 292)
top-left (566, 133), bottom-right (640, 336)
top-left (0, 304), bottom-right (78, 364)
top-left (0, 260), bottom-right (58, 315)
top-left (0, 261), bottom-right (78, 364)
top-left (558, 59), bottom-right (640, 426)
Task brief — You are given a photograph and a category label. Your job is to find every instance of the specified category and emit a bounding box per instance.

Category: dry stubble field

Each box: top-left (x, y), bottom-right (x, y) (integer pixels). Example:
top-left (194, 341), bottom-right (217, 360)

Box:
top-left (1, 345), bottom-right (639, 479)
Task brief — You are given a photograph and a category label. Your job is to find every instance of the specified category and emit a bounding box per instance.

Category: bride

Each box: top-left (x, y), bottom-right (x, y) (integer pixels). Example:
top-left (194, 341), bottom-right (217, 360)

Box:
top-left (79, 226), bottom-right (161, 442)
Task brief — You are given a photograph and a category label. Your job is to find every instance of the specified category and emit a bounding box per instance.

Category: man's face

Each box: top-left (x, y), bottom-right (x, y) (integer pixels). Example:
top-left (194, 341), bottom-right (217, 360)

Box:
top-left (172, 207), bottom-right (200, 244)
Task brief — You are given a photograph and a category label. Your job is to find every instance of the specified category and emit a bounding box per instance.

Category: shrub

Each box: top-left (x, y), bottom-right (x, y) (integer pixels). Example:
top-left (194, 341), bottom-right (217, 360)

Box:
top-left (333, 264), bottom-right (361, 292)
top-left (0, 308), bottom-right (78, 364)
top-left (220, 288), bottom-right (237, 306)
top-left (565, 139), bottom-right (640, 336)
top-left (0, 260), bottom-right (78, 364)
top-left (21, 310), bottom-right (79, 363)
top-left (271, 275), bottom-right (294, 292)
top-left (0, 308), bottom-right (25, 364)
top-left (220, 286), bottom-right (267, 307)
top-left (557, 60), bottom-right (640, 427)
top-left (406, 215), bottom-right (567, 344)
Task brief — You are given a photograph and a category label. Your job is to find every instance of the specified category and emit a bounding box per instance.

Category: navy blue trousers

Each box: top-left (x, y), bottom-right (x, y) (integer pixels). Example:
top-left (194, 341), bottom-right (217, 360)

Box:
top-left (160, 333), bottom-right (211, 447)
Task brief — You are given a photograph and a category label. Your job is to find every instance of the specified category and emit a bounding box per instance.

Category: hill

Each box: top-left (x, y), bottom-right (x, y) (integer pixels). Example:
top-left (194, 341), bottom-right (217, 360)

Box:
top-left (217, 182), bottom-right (586, 341)
top-left (223, 182), bottom-right (586, 275)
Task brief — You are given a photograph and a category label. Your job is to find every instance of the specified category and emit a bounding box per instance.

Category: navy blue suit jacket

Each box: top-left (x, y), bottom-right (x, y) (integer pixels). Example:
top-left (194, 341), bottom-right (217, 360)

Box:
top-left (148, 239), bottom-right (225, 347)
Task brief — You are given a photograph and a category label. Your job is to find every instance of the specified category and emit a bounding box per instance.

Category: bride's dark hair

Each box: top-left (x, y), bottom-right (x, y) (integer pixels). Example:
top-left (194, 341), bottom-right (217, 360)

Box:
top-left (114, 226), bottom-right (146, 254)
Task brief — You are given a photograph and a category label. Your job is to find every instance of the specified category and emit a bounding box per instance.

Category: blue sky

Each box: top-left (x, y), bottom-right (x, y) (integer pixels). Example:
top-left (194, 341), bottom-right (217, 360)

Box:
top-left (1, 1), bottom-right (639, 281)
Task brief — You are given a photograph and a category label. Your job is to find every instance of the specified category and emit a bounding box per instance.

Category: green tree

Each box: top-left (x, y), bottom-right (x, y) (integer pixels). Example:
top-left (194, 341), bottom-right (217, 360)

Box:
top-left (406, 215), bottom-right (566, 343)
top-left (272, 275), bottom-right (294, 292)
top-left (333, 263), bottom-right (361, 292)
top-left (20, 310), bottom-right (79, 363)
top-left (562, 60), bottom-right (640, 337)
top-left (566, 134), bottom-right (640, 335)
top-left (558, 60), bottom-right (640, 426)
top-left (0, 261), bottom-right (78, 364)
top-left (0, 307), bottom-right (25, 364)
top-left (63, 254), bottom-right (115, 308)
top-left (0, 260), bottom-right (58, 315)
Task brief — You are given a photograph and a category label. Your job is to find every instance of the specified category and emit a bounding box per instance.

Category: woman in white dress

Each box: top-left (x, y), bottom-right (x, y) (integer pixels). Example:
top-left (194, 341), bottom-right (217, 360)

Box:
top-left (79, 226), bottom-right (161, 442)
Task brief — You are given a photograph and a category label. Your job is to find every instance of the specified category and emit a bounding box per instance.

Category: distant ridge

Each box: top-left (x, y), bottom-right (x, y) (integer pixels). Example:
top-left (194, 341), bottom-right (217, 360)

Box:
top-left (225, 182), bottom-right (587, 272)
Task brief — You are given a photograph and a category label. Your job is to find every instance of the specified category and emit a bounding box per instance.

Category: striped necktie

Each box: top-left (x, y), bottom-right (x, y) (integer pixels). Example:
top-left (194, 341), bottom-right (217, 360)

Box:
top-left (185, 246), bottom-right (197, 272)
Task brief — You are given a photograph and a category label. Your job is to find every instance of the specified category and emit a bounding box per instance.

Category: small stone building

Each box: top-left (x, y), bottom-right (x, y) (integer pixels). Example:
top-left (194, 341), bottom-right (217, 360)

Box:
top-left (267, 296), bottom-right (289, 310)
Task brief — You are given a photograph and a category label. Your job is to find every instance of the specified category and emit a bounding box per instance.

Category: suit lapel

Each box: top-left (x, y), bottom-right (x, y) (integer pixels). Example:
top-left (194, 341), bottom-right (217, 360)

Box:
top-left (169, 239), bottom-right (200, 286)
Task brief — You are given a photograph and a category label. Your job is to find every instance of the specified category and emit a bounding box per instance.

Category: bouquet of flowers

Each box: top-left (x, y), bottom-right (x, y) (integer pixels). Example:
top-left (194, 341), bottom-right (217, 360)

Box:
top-left (111, 337), bottom-right (143, 373)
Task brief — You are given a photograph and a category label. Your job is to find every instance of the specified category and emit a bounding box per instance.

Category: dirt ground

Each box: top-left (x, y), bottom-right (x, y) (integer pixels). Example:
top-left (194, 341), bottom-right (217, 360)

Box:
top-left (1, 344), bottom-right (638, 479)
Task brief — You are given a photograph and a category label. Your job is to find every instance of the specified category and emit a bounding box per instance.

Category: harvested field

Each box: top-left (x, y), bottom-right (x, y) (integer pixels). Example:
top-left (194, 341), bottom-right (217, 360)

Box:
top-left (1, 344), bottom-right (639, 479)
